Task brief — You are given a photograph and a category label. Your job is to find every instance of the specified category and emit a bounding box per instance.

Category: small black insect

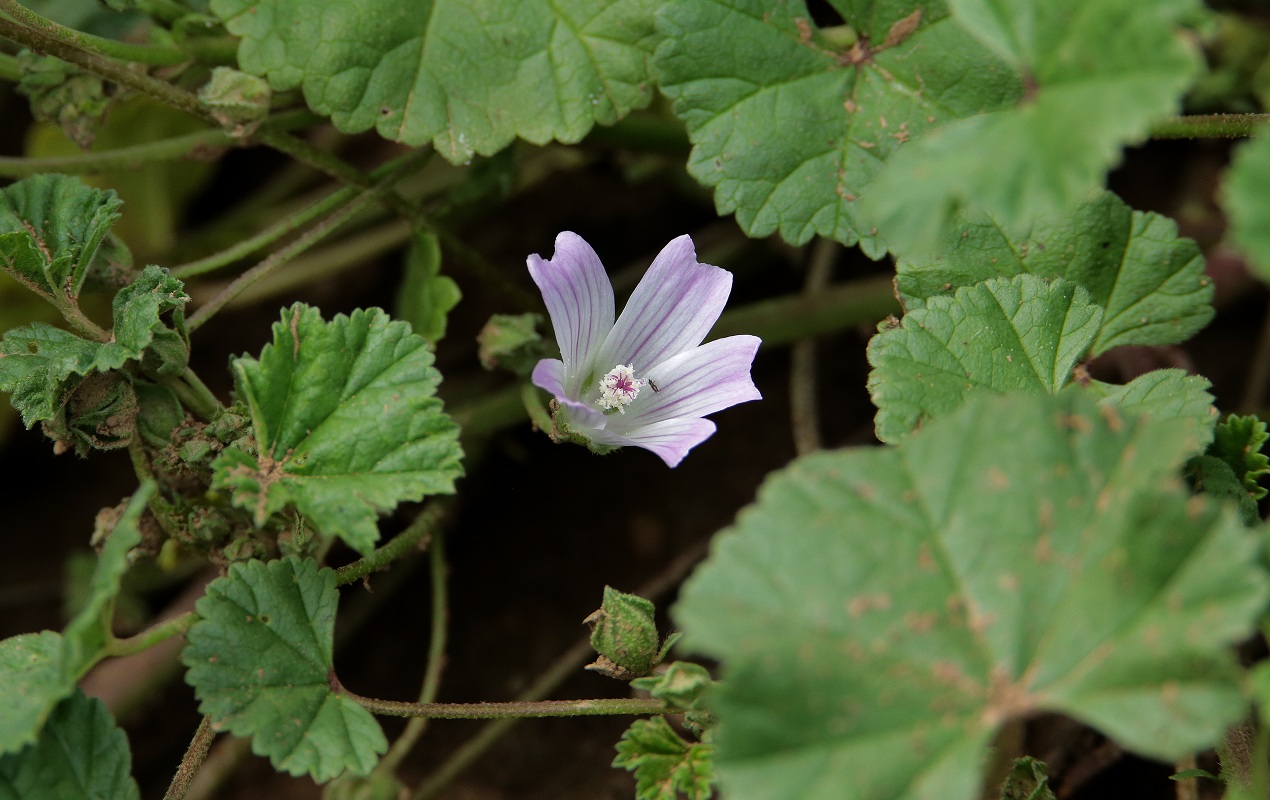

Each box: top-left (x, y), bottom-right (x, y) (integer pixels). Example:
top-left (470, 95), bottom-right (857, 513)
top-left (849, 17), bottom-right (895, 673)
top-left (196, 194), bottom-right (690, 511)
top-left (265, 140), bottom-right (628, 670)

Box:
top-left (648, 379), bottom-right (660, 393)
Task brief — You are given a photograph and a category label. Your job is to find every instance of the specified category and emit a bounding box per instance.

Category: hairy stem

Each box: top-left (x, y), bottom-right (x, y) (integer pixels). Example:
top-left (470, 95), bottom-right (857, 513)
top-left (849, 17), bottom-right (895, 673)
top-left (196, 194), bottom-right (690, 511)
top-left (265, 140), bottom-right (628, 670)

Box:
top-left (163, 716), bottom-right (215, 800)
top-left (106, 611), bottom-right (196, 657)
top-left (790, 237), bottom-right (837, 455)
top-left (186, 149), bottom-right (431, 331)
top-left (0, 14), bottom-right (207, 120)
top-left (1151, 113), bottom-right (1270, 139)
top-left (0, 110), bottom-right (319, 178)
top-left (172, 148), bottom-right (424, 279)
top-left (376, 528), bottom-right (450, 775)
top-left (335, 503), bottom-right (447, 586)
top-left (347, 692), bottom-right (666, 720)
top-left (410, 540), bottom-right (710, 800)
top-left (0, 0), bottom-right (196, 65)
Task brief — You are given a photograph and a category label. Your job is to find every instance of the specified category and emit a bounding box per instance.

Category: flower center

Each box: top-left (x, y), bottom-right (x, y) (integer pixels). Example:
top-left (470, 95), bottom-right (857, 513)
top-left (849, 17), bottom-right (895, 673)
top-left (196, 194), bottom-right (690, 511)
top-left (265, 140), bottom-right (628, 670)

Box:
top-left (596, 364), bottom-right (644, 413)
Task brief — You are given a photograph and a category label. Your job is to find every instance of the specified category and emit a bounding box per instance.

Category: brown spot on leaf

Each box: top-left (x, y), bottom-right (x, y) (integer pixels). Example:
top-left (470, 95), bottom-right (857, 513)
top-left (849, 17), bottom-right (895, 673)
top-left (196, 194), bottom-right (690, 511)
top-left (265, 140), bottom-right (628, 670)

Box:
top-left (986, 467), bottom-right (1009, 490)
top-left (883, 9), bottom-right (922, 49)
top-left (917, 543), bottom-right (937, 572)
top-left (905, 611), bottom-right (937, 632)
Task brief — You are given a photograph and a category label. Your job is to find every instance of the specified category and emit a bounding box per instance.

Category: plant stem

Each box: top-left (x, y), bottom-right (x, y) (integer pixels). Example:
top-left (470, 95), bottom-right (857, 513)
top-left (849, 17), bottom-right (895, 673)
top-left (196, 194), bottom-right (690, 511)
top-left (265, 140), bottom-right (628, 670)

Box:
top-left (0, 110), bottom-right (319, 178)
top-left (0, 14), bottom-right (207, 120)
top-left (252, 128), bottom-right (538, 310)
top-left (1150, 113), bottom-right (1270, 139)
top-left (178, 368), bottom-right (224, 419)
top-left (711, 273), bottom-right (899, 347)
top-left (790, 237), bottom-right (837, 456)
top-left (163, 716), bottom-right (215, 800)
top-left (0, 0), bottom-right (199, 66)
top-left (346, 692), bottom-right (666, 720)
top-left (376, 528), bottom-right (450, 775)
top-left (410, 539), bottom-right (710, 800)
top-left (106, 611), bottom-right (196, 657)
top-left (172, 148), bottom-right (424, 279)
top-left (335, 503), bottom-right (446, 586)
top-left (186, 150), bottom-right (429, 331)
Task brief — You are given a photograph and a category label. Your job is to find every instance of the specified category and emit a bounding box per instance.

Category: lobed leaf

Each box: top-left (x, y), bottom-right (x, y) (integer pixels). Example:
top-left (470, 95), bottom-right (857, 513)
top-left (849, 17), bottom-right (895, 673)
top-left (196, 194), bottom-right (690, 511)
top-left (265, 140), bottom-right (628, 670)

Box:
top-left (866, 275), bottom-right (1102, 441)
top-left (395, 230), bottom-right (460, 346)
top-left (0, 690), bottom-right (140, 800)
top-left (211, 0), bottom-right (660, 163)
top-left (865, 0), bottom-right (1202, 253)
top-left (654, 0), bottom-right (1021, 254)
top-left (0, 174), bottom-right (121, 303)
top-left (0, 266), bottom-right (188, 429)
top-left (613, 716), bottom-right (715, 800)
top-left (211, 304), bottom-right (463, 555)
top-left (181, 558), bottom-right (386, 782)
top-left (675, 391), bottom-right (1269, 800)
top-left (895, 191), bottom-right (1213, 354)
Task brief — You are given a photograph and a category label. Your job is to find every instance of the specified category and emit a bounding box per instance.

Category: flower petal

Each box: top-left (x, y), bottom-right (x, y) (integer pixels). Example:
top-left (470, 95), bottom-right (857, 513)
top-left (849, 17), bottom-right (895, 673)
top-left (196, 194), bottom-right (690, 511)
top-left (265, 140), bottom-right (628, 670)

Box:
top-left (610, 336), bottom-right (762, 433)
top-left (527, 232), bottom-right (614, 396)
top-left (594, 235), bottom-right (732, 373)
top-left (589, 418), bottom-right (718, 468)
top-left (532, 358), bottom-right (607, 431)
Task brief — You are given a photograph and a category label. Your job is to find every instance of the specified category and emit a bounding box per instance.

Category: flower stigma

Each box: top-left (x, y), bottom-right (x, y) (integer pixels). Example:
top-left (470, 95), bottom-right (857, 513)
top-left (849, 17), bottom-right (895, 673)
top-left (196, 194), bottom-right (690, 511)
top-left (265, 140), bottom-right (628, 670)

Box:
top-left (597, 363), bottom-right (644, 413)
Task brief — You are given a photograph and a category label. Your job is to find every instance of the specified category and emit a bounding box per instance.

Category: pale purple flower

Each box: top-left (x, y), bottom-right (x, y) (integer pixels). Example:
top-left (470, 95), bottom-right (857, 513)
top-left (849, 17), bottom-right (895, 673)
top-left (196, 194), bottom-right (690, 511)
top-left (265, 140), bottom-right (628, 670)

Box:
top-left (528, 232), bottom-right (761, 467)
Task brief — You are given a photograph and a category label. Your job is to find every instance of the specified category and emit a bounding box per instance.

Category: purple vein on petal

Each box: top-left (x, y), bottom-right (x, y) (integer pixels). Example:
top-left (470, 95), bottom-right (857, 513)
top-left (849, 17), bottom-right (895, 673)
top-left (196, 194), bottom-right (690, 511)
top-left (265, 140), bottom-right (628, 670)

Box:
top-left (595, 235), bottom-right (733, 373)
top-left (527, 232), bottom-right (614, 396)
top-left (611, 336), bottom-right (762, 433)
top-left (589, 418), bottom-right (719, 468)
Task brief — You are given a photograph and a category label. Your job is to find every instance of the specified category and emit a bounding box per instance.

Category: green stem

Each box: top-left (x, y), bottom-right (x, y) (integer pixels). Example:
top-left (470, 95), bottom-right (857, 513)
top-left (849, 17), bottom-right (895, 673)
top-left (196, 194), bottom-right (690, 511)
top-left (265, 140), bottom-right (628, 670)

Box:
top-left (335, 503), bottom-right (446, 586)
top-left (163, 716), bottom-right (215, 800)
top-left (178, 368), bottom-right (223, 419)
top-left (186, 149), bottom-right (430, 331)
top-left (347, 692), bottom-right (666, 720)
top-left (252, 127), bottom-right (538, 310)
top-left (0, 110), bottom-right (319, 178)
top-left (106, 611), bottom-right (197, 657)
top-left (0, 0), bottom-right (195, 65)
top-left (172, 148), bottom-right (423, 279)
top-left (711, 273), bottom-right (899, 347)
top-left (1150, 113), bottom-right (1270, 139)
top-left (377, 527), bottom-right (450, 774)
top-left (0, 14), bottom-right (207, 120)
top-left (54, 294), bottom-right (111, 342)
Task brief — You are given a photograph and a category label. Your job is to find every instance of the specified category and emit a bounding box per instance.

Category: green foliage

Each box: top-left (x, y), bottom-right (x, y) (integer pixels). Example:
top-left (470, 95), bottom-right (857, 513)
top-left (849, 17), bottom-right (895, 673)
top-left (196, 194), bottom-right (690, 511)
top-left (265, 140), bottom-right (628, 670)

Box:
top-left (0, 174), bottom-right (122, 305)
top-left (631, 662), bottom-right (714, 734)
top-left (675, 392), bottom-right (1268, 800)
top-left (0, 265), bottom-right (188, 444)
top-left (895, 191), bottom-right (1214, 354)
top-left (613, 717), bottom-right (715, 800)
top-left (1226, 133), bottom-right (1270, 280)
top-left (476, 312), bottom-right (546, 375)
top-left (0, 485), bottom-right (150, 756)
top-left (1210, 415), bottom-right (1270, 500)
top-left (0, 633), bottom-right (70, 758)
top-left (211, 0), bottom-right (660, 163)
top-left (655, 0), bottom-right (1021, 255)
top-left (865, 0), bottom-right (1202, 254)
top-left (198, 66), bottom-right (272, 129)
top-left (1084, 370), bottom-right (1216, 443)
top-left (866, 275), bottom-right (1102, 441)
top-left (210, 304), bottom-right (463, 555)
top-left (181, 558), bottom-right (387, 782)
top-left (395, 230), bottom-right (460, 346)
top-left (16, 52), bottom-right (109, 150)
top-left (0, 690), bottom-right (140, 800)
top-left (998, 757), bottom-right (1055, 800)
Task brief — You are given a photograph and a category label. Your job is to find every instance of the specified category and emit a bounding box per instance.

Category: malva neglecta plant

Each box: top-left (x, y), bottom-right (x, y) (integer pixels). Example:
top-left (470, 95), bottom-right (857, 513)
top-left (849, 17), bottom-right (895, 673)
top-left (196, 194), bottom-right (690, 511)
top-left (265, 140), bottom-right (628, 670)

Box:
top-left (3, 1), bottom-right (1270, 799)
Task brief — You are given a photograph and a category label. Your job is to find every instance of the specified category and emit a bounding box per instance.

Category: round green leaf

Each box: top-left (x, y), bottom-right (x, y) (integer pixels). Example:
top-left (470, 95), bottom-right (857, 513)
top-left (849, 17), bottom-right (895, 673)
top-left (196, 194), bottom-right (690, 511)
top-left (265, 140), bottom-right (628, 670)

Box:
top-left (182, 558), bottom-right (387, 782)
top-left (211, 0), bottom-right (659, 163)
top-left (676, 391), bottom-right (1269, 800)
top-left (895, 191), bottom-right (1213, 354)
top-left (654, 0), bottom-right (1021, 253)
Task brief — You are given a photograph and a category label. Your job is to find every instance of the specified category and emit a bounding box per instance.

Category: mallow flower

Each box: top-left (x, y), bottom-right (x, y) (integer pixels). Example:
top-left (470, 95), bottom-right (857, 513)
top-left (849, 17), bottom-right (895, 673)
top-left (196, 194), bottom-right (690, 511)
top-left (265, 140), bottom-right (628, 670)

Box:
top-left (528, 232), bottom-right (761, 467)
